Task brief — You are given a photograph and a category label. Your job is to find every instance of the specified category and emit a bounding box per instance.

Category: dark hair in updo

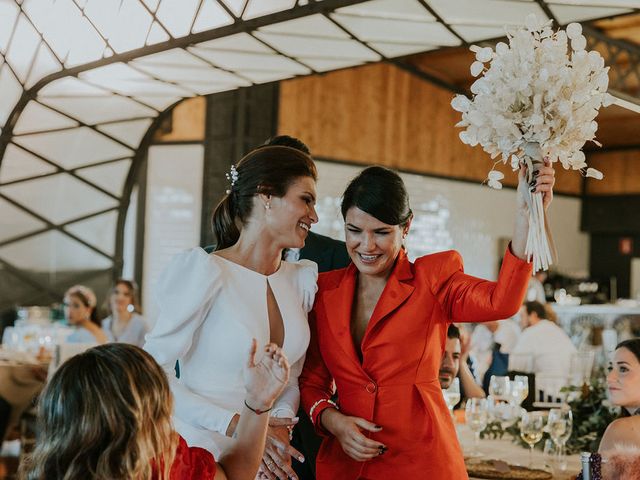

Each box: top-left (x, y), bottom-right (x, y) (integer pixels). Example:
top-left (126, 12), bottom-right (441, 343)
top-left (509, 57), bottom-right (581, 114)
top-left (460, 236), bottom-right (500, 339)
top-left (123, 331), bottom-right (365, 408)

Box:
top-left (211, 146), bottom-right (317, 250)
top-left (341, 166), bottom-right (412, 226)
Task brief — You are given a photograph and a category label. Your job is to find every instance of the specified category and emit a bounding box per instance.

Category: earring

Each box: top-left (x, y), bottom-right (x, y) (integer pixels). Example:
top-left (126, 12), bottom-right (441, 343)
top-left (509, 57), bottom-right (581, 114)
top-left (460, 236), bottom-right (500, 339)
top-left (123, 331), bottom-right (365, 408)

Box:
top-left (265, 202), bottom-right (271, 210)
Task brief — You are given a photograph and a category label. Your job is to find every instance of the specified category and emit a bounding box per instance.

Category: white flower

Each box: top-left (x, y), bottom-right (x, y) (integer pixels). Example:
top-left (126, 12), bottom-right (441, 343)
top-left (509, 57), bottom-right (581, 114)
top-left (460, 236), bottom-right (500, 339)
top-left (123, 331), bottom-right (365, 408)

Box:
top-left (476, 47), bottom-right (493, 63)
top-left (571, 35), bottom-right (587, 51)
top-left (470, 61), bottom-right (484, 77)
top-left (566, 23), bottom-right (582, 40)
top-left (452, 14), bottom-right (610, 185)
top-left (586, 168), bottom-right (604, 180)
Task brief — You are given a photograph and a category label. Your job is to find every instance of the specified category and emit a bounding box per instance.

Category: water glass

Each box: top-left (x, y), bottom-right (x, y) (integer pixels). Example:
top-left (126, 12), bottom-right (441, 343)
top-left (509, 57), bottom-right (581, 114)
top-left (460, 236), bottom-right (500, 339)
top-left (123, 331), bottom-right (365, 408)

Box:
top-left (548, 407), bottom-right (573, 471)
top-left (489, 375), bottom-right (511, 401)
top-left (466, 398), bottom-right (488, 457)
top-left (511, 375), bottom-right (529, 405)
top-left (442, 377), bottom-right (461, 417)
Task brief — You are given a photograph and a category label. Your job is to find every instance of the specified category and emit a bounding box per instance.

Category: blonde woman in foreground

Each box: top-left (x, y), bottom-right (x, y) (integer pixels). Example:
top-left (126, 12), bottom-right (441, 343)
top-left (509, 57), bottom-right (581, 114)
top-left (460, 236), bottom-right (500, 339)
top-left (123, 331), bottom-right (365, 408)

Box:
top-left (20, 341), bottom-right (291, 480)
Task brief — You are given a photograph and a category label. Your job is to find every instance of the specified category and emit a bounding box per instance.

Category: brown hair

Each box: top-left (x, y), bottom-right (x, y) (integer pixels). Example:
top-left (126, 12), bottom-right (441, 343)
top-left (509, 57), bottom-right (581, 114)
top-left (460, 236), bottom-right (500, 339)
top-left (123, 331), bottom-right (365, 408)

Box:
top-left (211, 145), bottom-right (317, 250)
top-left (20, 344), bottom-right (177, 480)
top-left (523, 301), bottom-right (547, 321)
top-left (64, 285), bottom-right (99, 326)
top-left (106, 278), bottom-right (142, 315)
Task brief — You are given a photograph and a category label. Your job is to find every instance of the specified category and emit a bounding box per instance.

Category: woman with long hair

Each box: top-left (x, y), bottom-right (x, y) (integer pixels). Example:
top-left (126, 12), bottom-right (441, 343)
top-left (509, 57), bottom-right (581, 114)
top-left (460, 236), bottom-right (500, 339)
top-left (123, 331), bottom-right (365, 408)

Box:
top-left (300, 164), bottom-right (555, 479)
top-left (63, 285), bottom-right (109, 344)
top-left (596, 338), bottom-right (640, 478)
top-left (145, 146), bottom-right (319, 479)
top-left (20, 341), bottom-right (290, 479)
top-left (102, 278), bottom-right (149, 347)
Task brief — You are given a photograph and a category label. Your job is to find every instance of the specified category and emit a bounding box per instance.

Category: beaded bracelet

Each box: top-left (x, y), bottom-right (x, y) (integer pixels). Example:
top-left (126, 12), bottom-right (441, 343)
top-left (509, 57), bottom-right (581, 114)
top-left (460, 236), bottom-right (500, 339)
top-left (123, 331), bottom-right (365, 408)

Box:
top-left (244, 399), bottom-right (272, 415)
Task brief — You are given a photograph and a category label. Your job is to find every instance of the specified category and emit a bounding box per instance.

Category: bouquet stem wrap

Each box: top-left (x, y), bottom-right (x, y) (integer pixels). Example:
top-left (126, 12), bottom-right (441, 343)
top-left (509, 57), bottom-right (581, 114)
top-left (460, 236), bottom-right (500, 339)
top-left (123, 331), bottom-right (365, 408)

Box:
top-left (522, 142), bottom-right (557, 272)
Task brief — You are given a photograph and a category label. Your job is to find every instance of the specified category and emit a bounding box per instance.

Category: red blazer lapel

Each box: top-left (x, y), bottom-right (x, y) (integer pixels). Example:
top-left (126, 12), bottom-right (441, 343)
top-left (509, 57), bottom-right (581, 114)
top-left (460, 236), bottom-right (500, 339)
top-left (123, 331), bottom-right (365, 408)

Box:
top-left (362, 250), bottom-right (415, 346)
top-left (321, 263), bottom-right (362, 369)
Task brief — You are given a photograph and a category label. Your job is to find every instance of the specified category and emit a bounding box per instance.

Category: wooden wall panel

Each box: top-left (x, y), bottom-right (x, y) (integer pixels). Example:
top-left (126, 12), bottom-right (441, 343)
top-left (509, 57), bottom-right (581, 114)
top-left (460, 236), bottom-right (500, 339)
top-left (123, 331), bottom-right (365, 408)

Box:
top-left (278, 62), bottom-right (582, 195)
top-left (154, 96), bottom-right (205, 142)
top-left (586, 149), bottom-right (640, 195)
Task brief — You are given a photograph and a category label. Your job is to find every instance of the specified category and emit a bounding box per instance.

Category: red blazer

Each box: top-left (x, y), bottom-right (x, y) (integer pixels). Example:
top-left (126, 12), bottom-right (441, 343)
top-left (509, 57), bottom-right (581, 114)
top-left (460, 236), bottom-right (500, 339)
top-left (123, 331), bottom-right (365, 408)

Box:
top-left (300, 247), bottom-right (532, 480)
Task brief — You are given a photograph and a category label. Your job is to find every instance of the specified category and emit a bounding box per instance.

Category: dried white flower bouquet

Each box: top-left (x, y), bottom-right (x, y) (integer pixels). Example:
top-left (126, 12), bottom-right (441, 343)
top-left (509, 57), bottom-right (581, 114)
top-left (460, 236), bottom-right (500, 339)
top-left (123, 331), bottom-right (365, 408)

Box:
top-left (452, 14), bottom-right (614, 272)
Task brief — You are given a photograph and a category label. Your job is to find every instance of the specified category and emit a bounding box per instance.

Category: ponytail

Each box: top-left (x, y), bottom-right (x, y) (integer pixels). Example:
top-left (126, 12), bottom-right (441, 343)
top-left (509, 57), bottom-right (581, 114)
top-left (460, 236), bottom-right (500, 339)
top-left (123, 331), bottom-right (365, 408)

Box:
top-left (210, 146), bottom-right (317, 251)
top-left (211, 193), bottom-right (240, 251)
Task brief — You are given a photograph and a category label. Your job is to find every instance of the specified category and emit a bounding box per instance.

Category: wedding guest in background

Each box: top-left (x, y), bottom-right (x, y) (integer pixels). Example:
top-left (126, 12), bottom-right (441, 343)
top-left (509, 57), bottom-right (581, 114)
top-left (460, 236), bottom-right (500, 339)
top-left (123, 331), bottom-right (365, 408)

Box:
top-left (102, 279), bottom-right (149, 347)
top-left (301, 162), bottom-right (555, 479)
top-left (584, 338), bottom-right (640, 479)
top-left (20, 341), bottom-right (291, 480)
top-left (145, 146), bottom-right (318, 480)
top-left (263, 135), bottom-right (350, 480)
top-left (470, 319), bottom-right (520, 384)
top-left (63, 285), bottom-right (109, 345)
top-left (440, 324), bottom-right (485, 405)
top-left (509, 301), bottom-right (576, 378)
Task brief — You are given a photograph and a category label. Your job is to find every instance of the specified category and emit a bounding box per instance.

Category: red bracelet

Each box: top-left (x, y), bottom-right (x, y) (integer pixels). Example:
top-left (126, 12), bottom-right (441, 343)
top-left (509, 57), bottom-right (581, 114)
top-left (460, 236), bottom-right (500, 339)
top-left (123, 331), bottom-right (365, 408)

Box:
top-left (244, 399), bottom-right (272, 415)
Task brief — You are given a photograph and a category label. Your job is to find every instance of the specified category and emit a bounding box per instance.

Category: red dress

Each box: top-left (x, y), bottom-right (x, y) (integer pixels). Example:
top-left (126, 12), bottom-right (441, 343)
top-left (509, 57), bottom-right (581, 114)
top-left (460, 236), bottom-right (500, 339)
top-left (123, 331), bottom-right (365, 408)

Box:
top-left (300, 247), bottom-right (531, 480)
top-left (153, 435), bottom-right (217, 479)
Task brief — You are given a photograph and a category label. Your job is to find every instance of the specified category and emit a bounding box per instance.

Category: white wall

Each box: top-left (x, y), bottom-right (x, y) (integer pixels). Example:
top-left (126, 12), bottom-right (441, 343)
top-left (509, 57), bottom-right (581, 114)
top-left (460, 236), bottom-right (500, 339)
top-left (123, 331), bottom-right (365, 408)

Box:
top-left (142, 144), bottom-right (204, 319)
top-left (313, 161), bottom-right (589, 280)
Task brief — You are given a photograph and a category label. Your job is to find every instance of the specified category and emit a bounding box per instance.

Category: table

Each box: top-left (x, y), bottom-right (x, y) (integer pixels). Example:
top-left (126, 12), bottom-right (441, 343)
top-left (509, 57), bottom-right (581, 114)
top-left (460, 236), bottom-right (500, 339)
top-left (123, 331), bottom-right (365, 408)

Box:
top-left (0, 350), bottom-right (47, 440)
top-left (456, 423), bottom-right (581, 479)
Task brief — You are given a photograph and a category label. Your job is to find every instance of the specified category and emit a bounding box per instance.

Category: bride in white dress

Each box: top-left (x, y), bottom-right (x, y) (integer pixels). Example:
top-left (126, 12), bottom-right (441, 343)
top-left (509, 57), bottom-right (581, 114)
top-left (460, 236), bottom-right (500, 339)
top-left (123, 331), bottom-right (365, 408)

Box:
top-left (145, 145), bottom-right (319, 480)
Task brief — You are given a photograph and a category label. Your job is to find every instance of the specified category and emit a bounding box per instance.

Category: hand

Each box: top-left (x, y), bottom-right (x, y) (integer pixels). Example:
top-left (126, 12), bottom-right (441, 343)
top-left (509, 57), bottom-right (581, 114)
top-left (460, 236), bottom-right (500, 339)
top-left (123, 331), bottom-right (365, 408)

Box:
top-left (321, 409), bottom-right (386, 462)
top-left (458, 324), bottom-right (471, 362)
top-left (243, 340), bottom-right (290, 412)
top-left (258, 420), bottom-right (304, 480)
top-left (517, 158), bottom-right (555, 212)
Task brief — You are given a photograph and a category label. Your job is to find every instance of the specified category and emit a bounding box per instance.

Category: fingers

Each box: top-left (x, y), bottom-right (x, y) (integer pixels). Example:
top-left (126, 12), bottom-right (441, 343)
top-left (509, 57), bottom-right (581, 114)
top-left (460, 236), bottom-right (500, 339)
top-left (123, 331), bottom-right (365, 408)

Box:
top-left (247, 338), bottom-right (257, 369)
top-left (269, 417), bottom-right (299, 428)
top-left (263, 448), bottom-right (297, 480)
top-left (259, 461), bottom-right (276, 480)
top-left (353, 417), bottom-right (383, 433)
top-left (267, 432), bottom-right (305, 463)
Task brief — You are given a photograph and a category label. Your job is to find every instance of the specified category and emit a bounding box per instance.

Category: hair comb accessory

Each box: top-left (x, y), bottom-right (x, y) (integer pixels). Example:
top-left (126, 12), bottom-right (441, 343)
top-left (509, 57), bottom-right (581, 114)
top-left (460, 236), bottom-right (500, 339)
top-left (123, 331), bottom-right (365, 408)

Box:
top-left (225, 164), bottom-right (239, 194)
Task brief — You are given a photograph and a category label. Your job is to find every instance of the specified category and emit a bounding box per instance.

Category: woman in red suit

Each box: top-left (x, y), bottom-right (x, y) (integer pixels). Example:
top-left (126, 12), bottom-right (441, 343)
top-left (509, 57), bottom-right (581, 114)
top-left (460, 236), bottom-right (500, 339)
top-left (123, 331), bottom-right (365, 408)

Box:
top-left (300, 164), bottom-right (555, 479)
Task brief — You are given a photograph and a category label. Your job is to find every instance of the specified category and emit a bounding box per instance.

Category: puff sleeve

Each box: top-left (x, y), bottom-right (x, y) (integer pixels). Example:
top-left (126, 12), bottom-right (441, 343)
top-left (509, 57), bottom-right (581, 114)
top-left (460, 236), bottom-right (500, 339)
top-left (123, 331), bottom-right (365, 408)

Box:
top-left (144, 248), bottom-right (236, 435)
top-left (270, 260), bottom-right (318, 419)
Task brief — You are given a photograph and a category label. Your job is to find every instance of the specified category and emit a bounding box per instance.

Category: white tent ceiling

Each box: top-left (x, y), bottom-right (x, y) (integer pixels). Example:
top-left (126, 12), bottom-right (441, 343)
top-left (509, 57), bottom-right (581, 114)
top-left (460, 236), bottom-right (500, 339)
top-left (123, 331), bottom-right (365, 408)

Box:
top-left (0, 0), bottom-right (637, 295)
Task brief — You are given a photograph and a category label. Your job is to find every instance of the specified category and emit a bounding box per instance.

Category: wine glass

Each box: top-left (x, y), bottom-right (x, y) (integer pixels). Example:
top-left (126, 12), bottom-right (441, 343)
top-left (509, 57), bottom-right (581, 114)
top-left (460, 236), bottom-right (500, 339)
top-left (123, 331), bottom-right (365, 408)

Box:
top-left (442, 377), bottom-right (461, 418)
top-left (511, 375), bottom-right (529, 405)
top-left (487, 396), bottom-right (520, 429)
top-left (465, 398), bottom-right (488, 457)
top-left (489, 375), bottom-right (511, 401)
top-left (520, 411), bottom-right (545, 467)
top-left (548, 407), bottom-right (573, 471)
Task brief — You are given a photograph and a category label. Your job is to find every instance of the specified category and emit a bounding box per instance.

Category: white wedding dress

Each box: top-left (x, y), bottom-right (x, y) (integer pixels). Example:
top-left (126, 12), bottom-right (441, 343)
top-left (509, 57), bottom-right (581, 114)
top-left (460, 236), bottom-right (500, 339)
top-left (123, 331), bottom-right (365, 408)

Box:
top-left (144, 248), bottom-right (317, 457)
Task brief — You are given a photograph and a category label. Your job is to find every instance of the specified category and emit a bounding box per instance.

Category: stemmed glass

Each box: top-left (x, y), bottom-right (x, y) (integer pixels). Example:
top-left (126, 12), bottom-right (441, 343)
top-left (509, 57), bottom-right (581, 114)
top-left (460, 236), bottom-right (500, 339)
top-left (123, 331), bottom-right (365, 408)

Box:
top-left (487, 396), bottom-right (520, 429)
top-left (547, 407), bottom-right (573, 471)
top-left (442, 377), bottom-right (461, 419)
top-left (520, 411), bottom-right (545, 467)
top-left (511, 375), bottom-right (529, 405)
top-left (489, 375), bottom-right (511, 401)
top-left (466, 398), bottom-right (488, 457)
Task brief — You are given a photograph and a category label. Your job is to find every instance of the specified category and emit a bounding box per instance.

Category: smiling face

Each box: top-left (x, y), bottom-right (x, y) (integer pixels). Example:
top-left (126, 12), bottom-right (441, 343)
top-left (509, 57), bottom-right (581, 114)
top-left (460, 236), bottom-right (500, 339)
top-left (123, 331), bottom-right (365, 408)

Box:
top-left (266, 176), bottom-right (318, 249)
top-left (607, 346), bottom-right (640, 410)
top-left (110, 282), bottom-right (133, 314)
top-left (344, 207), bottom-right (408, 279)
top-left (439, 336), bottom-right (461, 389)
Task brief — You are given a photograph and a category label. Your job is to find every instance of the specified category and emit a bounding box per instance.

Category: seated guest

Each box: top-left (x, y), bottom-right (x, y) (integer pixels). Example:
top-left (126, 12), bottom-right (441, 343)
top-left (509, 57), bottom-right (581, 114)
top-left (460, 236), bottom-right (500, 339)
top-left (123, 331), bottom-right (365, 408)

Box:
top-left (440, 324), bottom-right (485, 404)
top-left (20, 341), bottom-right (292, 480)
top-left (102, 278), bottom-right (149, 347)
top-left (509, 301), bottom-right (576, 378)
top-left (470, 319), bottom-right (520, 384)
top-left (597, 338), bottom-right (640, 479)
top-left (63, 285), bottom-right (109, 345)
